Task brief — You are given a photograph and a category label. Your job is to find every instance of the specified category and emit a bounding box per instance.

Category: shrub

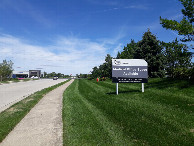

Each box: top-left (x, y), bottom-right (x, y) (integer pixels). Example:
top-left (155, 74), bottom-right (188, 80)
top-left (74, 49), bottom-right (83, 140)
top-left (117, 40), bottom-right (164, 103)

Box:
top-left (87, 77), bottom-right (93, 80)
top-left (173, 67), bottom-right (190, 79)
top-left (100, 77), bottom-right (106, 81)
top-left (188, 66), bottom-right (194, 80)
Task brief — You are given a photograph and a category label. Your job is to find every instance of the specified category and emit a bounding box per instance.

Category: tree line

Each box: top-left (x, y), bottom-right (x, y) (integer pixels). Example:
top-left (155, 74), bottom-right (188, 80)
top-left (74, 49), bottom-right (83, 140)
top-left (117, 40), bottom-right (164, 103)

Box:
top-left (91, 0), bottom-right (193, 80)
top-left (91, 30), bottom-right (193, 79)
top-left (43, 72), bottom-right (69, 78)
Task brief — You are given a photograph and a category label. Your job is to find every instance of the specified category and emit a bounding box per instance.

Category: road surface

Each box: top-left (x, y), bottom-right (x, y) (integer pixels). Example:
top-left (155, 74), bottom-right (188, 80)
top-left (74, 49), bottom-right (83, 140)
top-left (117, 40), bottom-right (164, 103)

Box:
top-left (0, 79), bottom-right (67, 113)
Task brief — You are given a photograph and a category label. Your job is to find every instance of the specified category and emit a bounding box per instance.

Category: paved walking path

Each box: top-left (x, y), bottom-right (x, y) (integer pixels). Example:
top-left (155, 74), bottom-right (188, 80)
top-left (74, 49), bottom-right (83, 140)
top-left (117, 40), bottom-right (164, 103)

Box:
top-left (0, 79), bottom-right (74, 146)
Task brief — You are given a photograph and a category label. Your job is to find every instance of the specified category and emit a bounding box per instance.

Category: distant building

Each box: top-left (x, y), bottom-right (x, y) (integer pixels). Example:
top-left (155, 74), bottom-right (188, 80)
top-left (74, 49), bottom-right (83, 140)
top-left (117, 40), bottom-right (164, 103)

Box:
top-left (12, 70), bottom-right (41, 78)
top-left (29, 70), bottom-right (41, 78)
top-left (12, 71), bottom-right (29, 78)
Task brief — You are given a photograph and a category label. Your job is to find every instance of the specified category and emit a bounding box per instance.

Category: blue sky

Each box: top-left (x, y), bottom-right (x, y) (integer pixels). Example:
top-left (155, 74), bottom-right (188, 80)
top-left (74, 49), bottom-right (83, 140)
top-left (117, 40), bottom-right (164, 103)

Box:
top-left (0, 0), bottom-right (193, 75)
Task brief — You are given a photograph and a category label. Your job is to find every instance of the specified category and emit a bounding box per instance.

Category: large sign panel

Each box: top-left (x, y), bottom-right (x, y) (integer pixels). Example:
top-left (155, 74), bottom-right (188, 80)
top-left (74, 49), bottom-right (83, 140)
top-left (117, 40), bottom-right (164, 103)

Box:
top-left (112, 59), bottom-right (148, 83)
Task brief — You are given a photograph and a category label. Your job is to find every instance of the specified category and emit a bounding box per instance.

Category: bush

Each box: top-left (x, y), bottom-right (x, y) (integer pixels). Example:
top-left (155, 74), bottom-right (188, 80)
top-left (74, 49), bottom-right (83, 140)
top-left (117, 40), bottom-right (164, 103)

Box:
top-left (87, 77), bottom-right (93, 80)
top-left (100, 77), bottom-right (106, 81)
top-left (188, 66), bottom-right (194, 80)
top-left (173, 67), bottom-right (190, 79)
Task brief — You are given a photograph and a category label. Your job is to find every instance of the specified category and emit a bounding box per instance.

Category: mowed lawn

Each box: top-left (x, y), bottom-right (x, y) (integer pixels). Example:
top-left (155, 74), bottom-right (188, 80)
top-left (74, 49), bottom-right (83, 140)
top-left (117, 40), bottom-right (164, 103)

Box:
top-left (63, 78), bottom-right (194, 145)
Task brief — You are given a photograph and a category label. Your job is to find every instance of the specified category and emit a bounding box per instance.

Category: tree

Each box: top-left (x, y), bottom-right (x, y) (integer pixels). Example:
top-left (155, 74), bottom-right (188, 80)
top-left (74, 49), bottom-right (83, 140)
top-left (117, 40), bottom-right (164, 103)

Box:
top-left (118, 40), bottom-right (137, 59)
top-left (189, 63), bottom-right (194, 80)
top-left (0, 60), bottom-right (14, 81)
top-left (43, 71), bottom-right (47, 78)
top-left (46, 72), bottom-right (58, 78)
top-left (91, 54), bottom-right (112, 78)
top-left (116, 51), bottom-right (121, 59)
top-left (160, 0), bottom-right (194, 42)
top-left (115, 30), bottom-right (166, 77)
top-left (50, 72), bottom-right (57, 77)
top-left (57, 73), bottom-right (63, 78)
top-left (162, 39), bottom-right (192, 78)
top-left (79, 73), bottom-right (88, 78)
top-left (91, 66), bottom-right (100, 78)
top-left (64, 75), bottom-right (71, 78)
top-left (104, 54), bottom-right (112, 78)
top-left (137, 29), bottom-right (166, 77)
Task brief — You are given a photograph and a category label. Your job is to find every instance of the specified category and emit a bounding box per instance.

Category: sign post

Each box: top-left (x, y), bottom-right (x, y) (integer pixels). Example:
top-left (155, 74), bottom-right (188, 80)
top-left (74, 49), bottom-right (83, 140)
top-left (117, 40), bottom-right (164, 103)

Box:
top-left (112, 59), bottom-right (148, 94)
top-left (142, 83), bottom-right (144, 92)
top-left (116, 83), bottom-right (118, 95)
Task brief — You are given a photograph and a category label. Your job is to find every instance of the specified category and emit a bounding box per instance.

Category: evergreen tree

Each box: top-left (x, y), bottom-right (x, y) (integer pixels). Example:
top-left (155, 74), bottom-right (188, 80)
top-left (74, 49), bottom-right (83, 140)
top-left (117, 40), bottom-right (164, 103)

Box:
top-left (98, 64), bottom-right (105, 77)
top-left (120, 40), bottom-right (137, 59)
top-left (116, 51), bottom-right (121, 59)
top-left (138, 29), bottom-right (165, 77)
top-left (104, 54), bottom-right (112, 78)
top-left (160, 0), bottom-right (194, 42)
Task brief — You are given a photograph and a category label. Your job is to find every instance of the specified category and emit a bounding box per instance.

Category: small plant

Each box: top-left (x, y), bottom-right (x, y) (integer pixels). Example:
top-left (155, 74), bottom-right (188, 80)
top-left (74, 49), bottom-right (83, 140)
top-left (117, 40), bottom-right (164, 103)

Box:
top-left (100, 77), bottom-right (106, 81)
top-left (87, 77), bottom-right (93, 80)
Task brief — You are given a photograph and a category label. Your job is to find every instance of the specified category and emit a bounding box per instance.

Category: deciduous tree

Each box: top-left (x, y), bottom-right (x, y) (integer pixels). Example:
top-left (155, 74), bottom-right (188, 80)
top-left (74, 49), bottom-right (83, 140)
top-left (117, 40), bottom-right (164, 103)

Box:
top-left (0, 60), bottom-right (13, 81)
top-left (91, 66), bottom-right (100, 78)
top-left (162, 38), bottom-right (192, 78)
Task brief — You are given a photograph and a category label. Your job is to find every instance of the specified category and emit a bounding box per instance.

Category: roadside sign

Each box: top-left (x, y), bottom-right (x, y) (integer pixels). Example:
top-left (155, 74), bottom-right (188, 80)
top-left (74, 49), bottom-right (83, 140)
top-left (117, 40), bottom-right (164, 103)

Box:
top-left (112, 59), bottom-right (148, 94)
top-left (112, 59), bottom-right (148, 83)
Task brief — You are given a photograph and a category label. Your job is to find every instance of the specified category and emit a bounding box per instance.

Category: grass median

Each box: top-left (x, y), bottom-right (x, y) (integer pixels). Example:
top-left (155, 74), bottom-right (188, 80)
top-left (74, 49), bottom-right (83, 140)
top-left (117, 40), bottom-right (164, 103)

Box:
top-left (0, 78), bottom-right (35, 84)
top-left (0, 79), bottom-right (70, 142)
top-left (63, 78), bottom-right (194, 145)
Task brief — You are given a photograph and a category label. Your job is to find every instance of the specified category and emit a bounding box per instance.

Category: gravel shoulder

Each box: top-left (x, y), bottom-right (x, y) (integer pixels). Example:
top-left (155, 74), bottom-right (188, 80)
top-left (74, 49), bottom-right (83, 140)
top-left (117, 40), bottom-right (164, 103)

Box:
top-left (0, 79), bottom-right (67, 113)
top-left (0, 79), bottom-right (74, 146)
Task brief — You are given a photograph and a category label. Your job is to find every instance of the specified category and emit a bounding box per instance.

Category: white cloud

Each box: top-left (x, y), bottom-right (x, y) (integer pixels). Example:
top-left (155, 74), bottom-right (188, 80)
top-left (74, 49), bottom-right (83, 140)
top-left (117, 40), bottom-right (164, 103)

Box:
top-left (124, 5), bottom-right (148, 10)
top-left (0, 34), bottom-right (111, 75)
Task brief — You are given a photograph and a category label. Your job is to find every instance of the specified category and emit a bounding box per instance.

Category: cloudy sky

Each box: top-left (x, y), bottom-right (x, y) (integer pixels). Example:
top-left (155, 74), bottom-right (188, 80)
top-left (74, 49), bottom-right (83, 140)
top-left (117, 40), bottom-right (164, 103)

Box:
top-left (0, 0), bottom-right (192, 75)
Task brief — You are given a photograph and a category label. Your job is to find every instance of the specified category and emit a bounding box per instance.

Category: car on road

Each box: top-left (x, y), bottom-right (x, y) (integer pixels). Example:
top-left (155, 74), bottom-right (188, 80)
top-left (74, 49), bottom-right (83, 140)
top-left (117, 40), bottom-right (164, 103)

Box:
top-left (31, 76), bottom-right (39, 79)
top-left (53, 76), bottom-right (58, 80)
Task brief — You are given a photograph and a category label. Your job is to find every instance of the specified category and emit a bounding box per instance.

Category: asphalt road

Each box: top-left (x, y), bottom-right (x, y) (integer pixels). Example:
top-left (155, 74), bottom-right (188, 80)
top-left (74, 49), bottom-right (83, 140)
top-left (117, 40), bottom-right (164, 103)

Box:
top-left (0, 79), bottom-right (67, 113)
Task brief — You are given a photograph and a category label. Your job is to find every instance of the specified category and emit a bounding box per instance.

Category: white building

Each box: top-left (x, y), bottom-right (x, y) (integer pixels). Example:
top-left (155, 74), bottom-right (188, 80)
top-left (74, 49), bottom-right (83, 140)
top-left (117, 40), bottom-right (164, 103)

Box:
top-left (12, 71), bottom-right (29, 78)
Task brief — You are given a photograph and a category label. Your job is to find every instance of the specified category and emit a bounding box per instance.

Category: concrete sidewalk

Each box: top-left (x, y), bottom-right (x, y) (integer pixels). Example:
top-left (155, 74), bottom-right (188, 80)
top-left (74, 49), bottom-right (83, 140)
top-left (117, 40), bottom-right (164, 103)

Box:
top-left (0, 79), bottom-right (74, 146)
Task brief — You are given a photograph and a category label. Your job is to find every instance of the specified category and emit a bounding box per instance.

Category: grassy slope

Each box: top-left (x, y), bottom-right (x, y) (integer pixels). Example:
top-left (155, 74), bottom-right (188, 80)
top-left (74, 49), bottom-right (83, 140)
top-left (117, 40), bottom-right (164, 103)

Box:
top-left (63, 78), bottom-right (194, 145)
top-left (0, 79), bottom-right (69, 142)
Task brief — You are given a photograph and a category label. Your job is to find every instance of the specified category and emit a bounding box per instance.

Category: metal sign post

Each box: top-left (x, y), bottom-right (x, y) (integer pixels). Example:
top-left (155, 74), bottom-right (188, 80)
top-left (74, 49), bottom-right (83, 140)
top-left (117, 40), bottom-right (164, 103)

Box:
top-left (116, 83), bottom-right (118, 95)
top-left (142, 83), bottom-right (144, 92)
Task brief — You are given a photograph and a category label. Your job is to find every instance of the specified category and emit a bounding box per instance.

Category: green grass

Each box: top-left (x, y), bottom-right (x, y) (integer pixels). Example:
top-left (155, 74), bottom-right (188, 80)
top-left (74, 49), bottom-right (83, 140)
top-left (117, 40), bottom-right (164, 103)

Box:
top-left (0, 78), bottom-right (31, 84)
top-left (0, 79), bottom-right (70, 142)
top-left (63, 78), bottom-right (194, 145)
top-left (11, 78), bottom-right (20, 82)
top-left (21, 78), bottom-right (31, 82)
top-left (0, 81), bottom-right (9, 84)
